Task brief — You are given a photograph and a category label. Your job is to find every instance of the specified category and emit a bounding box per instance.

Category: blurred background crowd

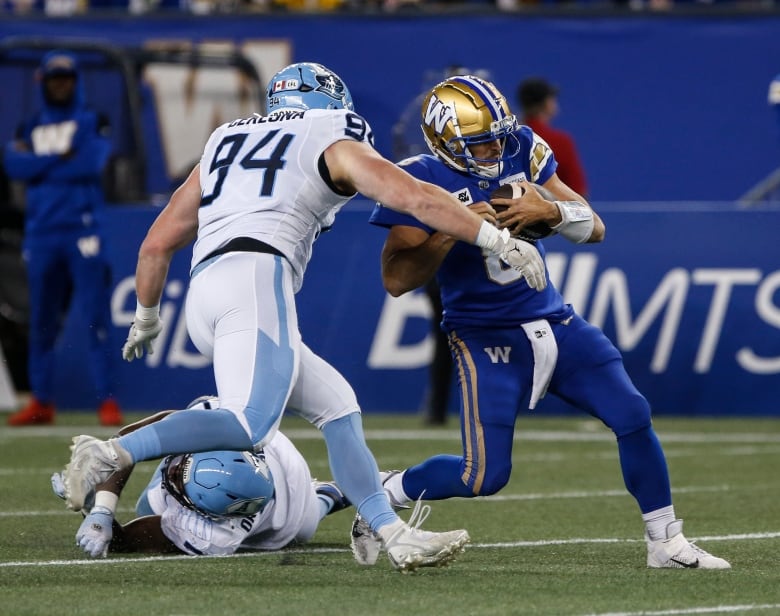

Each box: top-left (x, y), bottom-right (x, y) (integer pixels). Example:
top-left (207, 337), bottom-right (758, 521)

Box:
top-left (1, 0), bottom-right (777, 16)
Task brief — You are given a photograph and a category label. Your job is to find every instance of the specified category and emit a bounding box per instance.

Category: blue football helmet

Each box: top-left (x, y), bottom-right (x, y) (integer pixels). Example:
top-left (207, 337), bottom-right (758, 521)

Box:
top-left (163, 450), bottom-right (275, 518)
top-left (266, 62), bottom-right (354, 113)
top-left (420, 75), bottom-right (520, 179)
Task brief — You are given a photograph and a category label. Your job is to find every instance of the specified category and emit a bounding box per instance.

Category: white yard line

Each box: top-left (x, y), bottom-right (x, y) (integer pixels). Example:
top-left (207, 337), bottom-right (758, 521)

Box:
top-left (2, 425), bottom-right (780, 444)
top-left (583, 605), bottom-right (780, 616)
top-left (2, 531), bottom-right (779, 569)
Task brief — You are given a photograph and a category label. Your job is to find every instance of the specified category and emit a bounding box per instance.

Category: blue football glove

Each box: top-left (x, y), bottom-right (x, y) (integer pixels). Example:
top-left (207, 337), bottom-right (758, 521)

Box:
top-left (76, 506), bottom-right (114, 558)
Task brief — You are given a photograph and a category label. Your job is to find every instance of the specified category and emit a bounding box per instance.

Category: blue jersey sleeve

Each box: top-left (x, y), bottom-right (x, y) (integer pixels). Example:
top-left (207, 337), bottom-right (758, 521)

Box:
top-left (368, 155), bottom-right (436, 233)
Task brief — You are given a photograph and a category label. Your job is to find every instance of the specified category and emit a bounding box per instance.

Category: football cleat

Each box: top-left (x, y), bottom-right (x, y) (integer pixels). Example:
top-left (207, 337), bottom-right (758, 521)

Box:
top-left (646, 519), bottom-right (731, 569)
top-left (382, 499), bottom-right (470, 573)
top-left (51, 471), bottom-right (95, 514)
top-left (314, 480), bottom-right (351, 515)
top-left (63, 435), bottom-right (132, 511)
top-left (351, 513), bottom-right (382, 566)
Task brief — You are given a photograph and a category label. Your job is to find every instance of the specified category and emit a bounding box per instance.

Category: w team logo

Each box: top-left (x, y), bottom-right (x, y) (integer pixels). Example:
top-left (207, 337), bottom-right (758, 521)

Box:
top-left (422, 95), bottom-right (454, 135)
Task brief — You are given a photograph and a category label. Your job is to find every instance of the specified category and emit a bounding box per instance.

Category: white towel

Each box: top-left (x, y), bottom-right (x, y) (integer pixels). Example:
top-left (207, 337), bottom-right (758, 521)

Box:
top-left (520, 319), bottom-right (558, 410)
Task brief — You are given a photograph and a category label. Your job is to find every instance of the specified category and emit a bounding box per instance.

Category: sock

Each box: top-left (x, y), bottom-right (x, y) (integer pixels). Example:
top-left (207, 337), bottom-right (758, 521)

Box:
top-left (383, 471), bottom-right (410, 506)
top-left (321, 413), bottom-right (396, 532)
top-left (118, 409), bottom-right (253, 462)
top-left (316, 495), bottom-right (333, 520)
top-left (643, 505), bottom-right (676, 541)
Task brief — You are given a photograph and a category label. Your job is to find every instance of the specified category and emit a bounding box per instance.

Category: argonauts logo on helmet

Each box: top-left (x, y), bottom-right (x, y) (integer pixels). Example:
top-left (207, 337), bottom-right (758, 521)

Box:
top-left (315, 73), bottom-right (345, 100)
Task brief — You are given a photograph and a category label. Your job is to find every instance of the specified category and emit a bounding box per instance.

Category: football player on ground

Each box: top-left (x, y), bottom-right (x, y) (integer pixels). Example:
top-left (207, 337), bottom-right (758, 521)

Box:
top-left (59, 62), bottom-right (547, 572)
top-left (53, 397), bottom-right (351, 558)
top-left (363, 74), bottom-right (730, 569)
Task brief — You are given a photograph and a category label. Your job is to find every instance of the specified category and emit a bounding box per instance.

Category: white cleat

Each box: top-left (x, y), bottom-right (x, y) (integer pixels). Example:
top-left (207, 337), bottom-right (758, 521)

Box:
top-left (646, 519), bottom-right (731, 569)
top-left (351, 513), bottom-right (382, 566)
top-left (382, 499), bottom-right (470, 573)
top-left (62, 435), bottom-right (131, 511)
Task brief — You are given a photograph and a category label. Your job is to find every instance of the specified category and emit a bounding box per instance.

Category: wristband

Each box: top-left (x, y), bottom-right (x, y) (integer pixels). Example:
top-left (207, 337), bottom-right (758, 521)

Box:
top-left (135, 300), bottom-right (160, 322)
top-left (94, 490), bottom-right (119, 515)
top-left (551, 201), bottom-right (594, 244)
top-left (475, 220), bottom-right (510, 253)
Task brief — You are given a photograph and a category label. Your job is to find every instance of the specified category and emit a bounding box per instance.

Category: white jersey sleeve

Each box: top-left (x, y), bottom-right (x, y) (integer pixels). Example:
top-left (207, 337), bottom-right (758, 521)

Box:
top-left (191, 108), bottom-right (374, 292)
top-left (146, 432), bottom-right (319, 555)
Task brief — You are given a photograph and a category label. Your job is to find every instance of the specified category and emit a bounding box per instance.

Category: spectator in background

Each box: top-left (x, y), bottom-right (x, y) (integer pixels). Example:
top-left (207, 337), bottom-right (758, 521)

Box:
top-left (3, 50), bottom-right (123, 427)
top-left (517, 77), bottom-right (589, 197)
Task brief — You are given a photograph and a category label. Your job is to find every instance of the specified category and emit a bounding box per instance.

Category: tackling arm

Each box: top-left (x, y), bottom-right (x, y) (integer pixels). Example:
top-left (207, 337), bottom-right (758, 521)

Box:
top-left (380, 198), bottom-right (500, 296)
top-left (325, 140), bottom-right (496, 248)
top-left (135, 164), bottom-right (201, 308)
top-left (381, 227), bottom-right (456, 297)
top-left (122, 165), bottom-right (201, 361)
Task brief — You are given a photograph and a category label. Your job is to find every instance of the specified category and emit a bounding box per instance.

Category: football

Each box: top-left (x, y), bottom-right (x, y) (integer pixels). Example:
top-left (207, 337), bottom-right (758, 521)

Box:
top-left (490, 182), bottom-right (557, 241)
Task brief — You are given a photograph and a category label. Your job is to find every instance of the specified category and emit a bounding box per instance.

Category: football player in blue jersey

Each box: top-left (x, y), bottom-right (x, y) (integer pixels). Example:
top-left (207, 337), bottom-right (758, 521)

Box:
top-left (4, 50), bottom-right (122, 427)
top-left (365, 74), bottom-right (730, 569)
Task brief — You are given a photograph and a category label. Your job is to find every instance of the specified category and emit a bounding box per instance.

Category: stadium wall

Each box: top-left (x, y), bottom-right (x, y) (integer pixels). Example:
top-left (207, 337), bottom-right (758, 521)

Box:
top-left (2, 14), bottom-right (779, 414)
top-left (52, 201), bottom-right (780, 415)
top-left (1, 13), bottom-right (779, 201)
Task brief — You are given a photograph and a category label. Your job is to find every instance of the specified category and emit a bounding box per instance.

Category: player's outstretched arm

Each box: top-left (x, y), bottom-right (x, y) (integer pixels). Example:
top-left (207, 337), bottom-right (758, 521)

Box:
top-left (326, 140), bottom-right (494, 247)
top-left (123, 165), bottom-right (201, 362)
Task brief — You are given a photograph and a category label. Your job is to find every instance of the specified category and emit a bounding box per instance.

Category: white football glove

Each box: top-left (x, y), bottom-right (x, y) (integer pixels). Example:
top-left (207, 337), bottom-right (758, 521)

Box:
top-left (76, 506), bottom-right (114, 558)
top-left (122, 316), bottom-right (163, 361)
top-left (500, 237), bottom-right (547, 292)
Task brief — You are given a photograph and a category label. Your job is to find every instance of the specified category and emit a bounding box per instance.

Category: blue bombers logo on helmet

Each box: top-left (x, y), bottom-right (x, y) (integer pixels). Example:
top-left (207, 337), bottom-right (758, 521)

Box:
top-left (267, 62), bottom-right (354, 113)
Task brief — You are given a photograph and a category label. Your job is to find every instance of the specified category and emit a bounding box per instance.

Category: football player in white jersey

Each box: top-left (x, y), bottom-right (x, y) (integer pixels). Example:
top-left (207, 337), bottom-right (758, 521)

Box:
top-left (60, 62), bottom-right (548, 571)
top-left (55, 397), bottom-right (352, 558)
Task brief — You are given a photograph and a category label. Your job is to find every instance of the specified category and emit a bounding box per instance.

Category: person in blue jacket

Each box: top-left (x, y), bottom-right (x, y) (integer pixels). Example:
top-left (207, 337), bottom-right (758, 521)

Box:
top-left (4, 50), bottom-right (123, 427)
